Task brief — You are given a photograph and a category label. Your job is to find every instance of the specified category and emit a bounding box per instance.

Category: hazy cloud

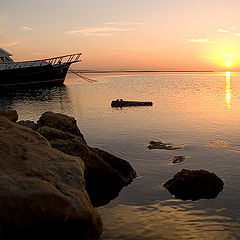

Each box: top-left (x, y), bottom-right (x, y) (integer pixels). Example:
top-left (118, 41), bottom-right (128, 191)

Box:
top-left (104, 21), bottom-right (146, 26)
top-left (188, 38), bottom-right (214, 43)
top-left (235, 33), bottom-right (240, 37)
top-left (221, 53), bottom-right (240, 56)
top-left (0, 41), bottom-right (20, 47)
top-left (66, 21), bottom-right (146, 37)
top-left (20, 26), bottom-right (32, 31)
top-left (217, 28), bottom-right (229, 33)
top-left (66, 26), bottom-right (135, 36)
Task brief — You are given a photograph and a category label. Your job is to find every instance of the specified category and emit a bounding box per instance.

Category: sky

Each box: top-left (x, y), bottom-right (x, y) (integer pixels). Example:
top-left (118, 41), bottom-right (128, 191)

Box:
top-left (1, 0), bottom-right (240, 71)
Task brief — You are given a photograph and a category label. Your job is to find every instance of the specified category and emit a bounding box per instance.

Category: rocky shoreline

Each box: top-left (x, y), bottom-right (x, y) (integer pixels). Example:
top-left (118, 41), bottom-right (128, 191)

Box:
top-left (0, 110), bottom-right (137, 239)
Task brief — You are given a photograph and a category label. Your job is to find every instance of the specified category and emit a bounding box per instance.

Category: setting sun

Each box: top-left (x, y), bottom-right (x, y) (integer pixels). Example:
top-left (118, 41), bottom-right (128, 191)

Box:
top-left (225, 61), bottom-right (232, 67)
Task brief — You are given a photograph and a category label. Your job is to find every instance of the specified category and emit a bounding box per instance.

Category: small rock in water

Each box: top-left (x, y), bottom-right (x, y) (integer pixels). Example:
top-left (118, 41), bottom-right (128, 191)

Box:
top-left (172, 155), bottom-right (186, 164)
top-left (163, 169), bottom-right (224, 200)
top-left (148, 140), bottom-right (183, 150)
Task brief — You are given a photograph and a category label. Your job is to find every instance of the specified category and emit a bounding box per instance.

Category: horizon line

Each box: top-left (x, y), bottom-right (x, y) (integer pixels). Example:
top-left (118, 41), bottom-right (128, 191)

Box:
top-left (73, 70), bottom-right (217, 73)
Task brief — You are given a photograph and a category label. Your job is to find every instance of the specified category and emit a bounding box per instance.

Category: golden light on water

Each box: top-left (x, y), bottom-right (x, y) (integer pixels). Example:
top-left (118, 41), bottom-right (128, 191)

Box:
top-left (226, 71), bottom-right (231, 78)
top-left (99, 202), bottom-right (239, 240)
top-left (225, 71), bottom-right (231, 111)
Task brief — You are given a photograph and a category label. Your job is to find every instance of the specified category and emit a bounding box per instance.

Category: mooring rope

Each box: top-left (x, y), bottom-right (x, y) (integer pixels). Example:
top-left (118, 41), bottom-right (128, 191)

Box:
top-left (69, 68), bottom-right (97, 83)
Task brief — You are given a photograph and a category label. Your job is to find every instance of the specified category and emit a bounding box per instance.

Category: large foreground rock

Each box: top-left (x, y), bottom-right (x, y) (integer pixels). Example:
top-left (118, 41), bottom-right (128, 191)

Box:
top-left (38, 112), bottom-right (137, 207)
top-left (0, 116), bottom-right (102, 239)
top-left (163, 169), bottom-right (224, 200)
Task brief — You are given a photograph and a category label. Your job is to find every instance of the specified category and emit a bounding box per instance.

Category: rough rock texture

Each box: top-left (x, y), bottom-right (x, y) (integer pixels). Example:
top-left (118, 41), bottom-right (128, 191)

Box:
top-left (148, 140), bottom-right (183, 150)
top-left (37, 111), bottom-right (86, 143)
top-left (163, 169), bottom-right (224, 200)
top-left (0, 116), bottom-right (102, 239)
top-left (17, 120), bottom-right (39, 130)
top-left (38, 112), bottom-right (137, 207)
top-left (91, 147), bottom-right (137, 184)
top-left (0, 110), bottom-right (18, 122)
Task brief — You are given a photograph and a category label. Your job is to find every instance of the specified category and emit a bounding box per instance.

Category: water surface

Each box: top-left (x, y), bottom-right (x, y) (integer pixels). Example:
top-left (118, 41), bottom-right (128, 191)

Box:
top-left (1, 72), bottom-right (240, 239)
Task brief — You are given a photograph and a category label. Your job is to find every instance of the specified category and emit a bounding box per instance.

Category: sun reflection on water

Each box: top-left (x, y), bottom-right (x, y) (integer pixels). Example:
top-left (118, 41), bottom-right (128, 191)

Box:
top-left (225, 71), bottom-right (231, 111)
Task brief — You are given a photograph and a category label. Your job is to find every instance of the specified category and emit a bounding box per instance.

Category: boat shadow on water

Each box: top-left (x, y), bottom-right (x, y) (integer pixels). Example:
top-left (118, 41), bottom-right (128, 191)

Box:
top-left (0, 85), bottom-right (70, 111)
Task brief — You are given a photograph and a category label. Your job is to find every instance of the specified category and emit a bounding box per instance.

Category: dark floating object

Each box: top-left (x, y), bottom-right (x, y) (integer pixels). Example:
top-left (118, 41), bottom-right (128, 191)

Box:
top-left (172, 155), bottom-right (186, 164)
top-left (148, 140), bottom-right (183, 150)
top-left (111, 99), bottom-right (153, 108)
top-left (163, 169), bottom-right (224, 200)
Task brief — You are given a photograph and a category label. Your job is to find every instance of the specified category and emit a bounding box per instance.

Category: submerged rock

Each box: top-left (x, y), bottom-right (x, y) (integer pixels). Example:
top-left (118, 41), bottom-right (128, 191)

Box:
top-left (172, 155), bottom-right (186, 164)
top-left (163, 169), bottom-right (224, 200)
top-left (0, 116), bottom-right (102, 239)
top-left (0, 110), bottom-right (18, 122)
top-left (148, 140), bottom-right (183, 150)
top-left (38, 111), bottom-right (137, 207)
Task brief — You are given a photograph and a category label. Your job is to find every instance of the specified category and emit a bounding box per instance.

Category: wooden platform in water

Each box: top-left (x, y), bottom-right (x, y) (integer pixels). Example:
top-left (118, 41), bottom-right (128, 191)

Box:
top-left (111, 99), bottom-right (153, 107)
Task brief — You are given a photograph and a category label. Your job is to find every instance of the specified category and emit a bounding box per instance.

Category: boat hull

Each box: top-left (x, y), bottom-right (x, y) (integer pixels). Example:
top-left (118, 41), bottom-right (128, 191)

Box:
top-left (0, 63), bottom-right (71, 87)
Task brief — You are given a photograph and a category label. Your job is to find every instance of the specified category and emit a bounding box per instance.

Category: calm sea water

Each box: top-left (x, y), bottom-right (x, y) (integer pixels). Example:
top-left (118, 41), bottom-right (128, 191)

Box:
top-left (1, 72), bottom-right (240, 239)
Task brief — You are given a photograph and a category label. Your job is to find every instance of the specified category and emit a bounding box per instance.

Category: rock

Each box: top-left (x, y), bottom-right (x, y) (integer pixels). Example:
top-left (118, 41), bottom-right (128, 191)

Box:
top-left (37, 111), bottom-right (86, 143)
top-left (38, 125), bottom-right (78, 141)
top-left (0, 110), bottom-right (18, 122)
top-left (0, 116), bottom-right (102, 239)
top-left (47, 136), bottom-right (136, 207)
top-left (37, 112), bottom-right (137, 207)
top-left (148, 140), bottom-right (183, 150)
top-left (91, 148), bottom-right (137, 184)
top-left (163, 169), bottom-right (224, 200)
top-left (17, 120), bottom-right (39, 130)
top-left (172, 155), bottom-right (186, 164)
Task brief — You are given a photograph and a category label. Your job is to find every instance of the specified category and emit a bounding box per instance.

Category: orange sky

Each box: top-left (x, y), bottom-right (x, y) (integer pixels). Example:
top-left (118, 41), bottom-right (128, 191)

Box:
top-left (1, 0), bottom-right (240, 71)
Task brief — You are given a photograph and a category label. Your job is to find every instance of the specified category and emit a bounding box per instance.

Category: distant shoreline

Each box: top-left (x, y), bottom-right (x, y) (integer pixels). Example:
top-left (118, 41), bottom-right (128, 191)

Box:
top-left (73, 70), bottom-right (215, 73)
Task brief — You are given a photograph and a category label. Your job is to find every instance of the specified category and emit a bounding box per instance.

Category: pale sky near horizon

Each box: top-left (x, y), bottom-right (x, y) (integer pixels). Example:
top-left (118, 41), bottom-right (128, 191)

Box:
top-left (1, 0), bottom-right (240, 70)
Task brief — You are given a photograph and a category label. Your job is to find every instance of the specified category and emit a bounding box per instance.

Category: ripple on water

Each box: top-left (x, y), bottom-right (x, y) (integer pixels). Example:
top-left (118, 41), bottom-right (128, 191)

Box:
top-left (99, 201), bottom-right (240, 240)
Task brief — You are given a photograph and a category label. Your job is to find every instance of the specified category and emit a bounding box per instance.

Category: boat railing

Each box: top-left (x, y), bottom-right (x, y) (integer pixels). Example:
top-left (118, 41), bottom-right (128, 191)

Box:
top-left (43, 53), bottom-right (82, 65)
top-left (0, 53), bottom-right (82, 70)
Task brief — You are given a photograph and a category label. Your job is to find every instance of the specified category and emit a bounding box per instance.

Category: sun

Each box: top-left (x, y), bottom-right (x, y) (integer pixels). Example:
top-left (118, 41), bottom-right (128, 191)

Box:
top-left (225, 61), bottom-right (232, 67)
